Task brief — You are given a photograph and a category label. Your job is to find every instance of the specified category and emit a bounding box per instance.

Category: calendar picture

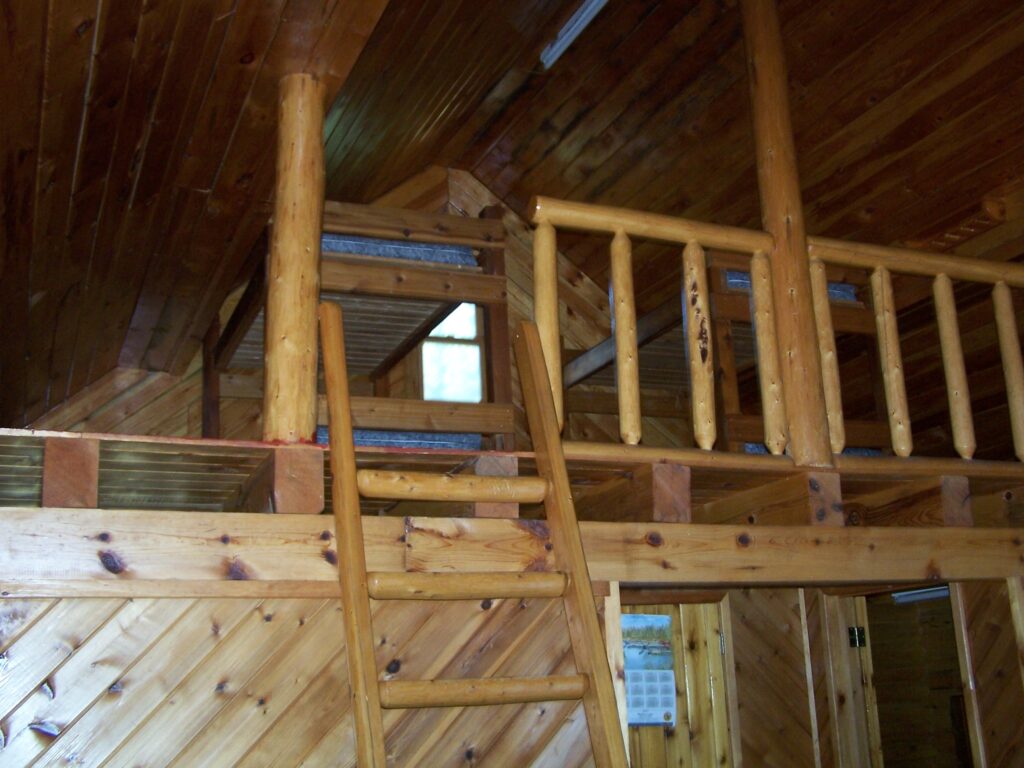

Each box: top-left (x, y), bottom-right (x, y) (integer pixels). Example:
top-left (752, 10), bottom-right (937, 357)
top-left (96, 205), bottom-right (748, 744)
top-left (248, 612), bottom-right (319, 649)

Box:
top-left (622, 614), bottom-right (677, 727)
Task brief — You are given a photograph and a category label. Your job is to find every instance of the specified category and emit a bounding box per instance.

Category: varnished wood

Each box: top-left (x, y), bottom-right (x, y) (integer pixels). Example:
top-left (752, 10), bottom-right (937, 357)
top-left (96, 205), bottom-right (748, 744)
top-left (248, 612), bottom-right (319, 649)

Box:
top-left (993, 281), bottom-right (1024, 461)
top-left (515, 321), bottom-right (628, 767)
top-left (741, 0), bottom-right (832, 468)
top-left (379, 675), bottom-right (586, 709)
top-left (871, 267), bottom-right (913, 457)
top-left (41, 437), bottom-right (99, 508)
top-left (610, 230), bottom-right (641, 445)
top-left (263, 74), bottom-right (325, 444)
top-left (683, 240), bottom-right (716, 450)
top-left (318, 301), bottom-right (387, 767)
top-left (320, 256), bottom-right (507, 303)
top-left (366, 571), bottom-right (566, 600)
top-left (322, 199), bottom-right (504, 247)
top-left (750, 250), bottom-right (788, 455)
top-left (4, 508), bottom-right (1024, 594)
top-left (356, 469), bottom-right (548, 503)
top-left (933, 273), bottom-right (976, 458)
top-left (810, 258), bottom-right (846, 454)
top-left (533, 219), bottom-right (563, 430)
top-left (530, 196), bottom-right (773, 254)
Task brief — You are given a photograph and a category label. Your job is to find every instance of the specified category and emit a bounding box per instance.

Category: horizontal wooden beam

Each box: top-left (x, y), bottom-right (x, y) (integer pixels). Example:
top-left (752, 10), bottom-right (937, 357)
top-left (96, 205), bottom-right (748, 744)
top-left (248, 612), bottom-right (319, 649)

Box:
top-left (322, 200), bottom-right (505, 248)
top-left (2, 509), bottom-right (1021, 598)
top-left (213, 258), bottom-right (266, 371)
top-left (218, 375), bottom-right (515, 434)
top-left (564, 297), bottom-right (680, 387)
top-left (808, 235), bottom-right (1024, 288)
top-left (321, 257), bottom-right (508, 304)
top-left (727, 414), bottom-right (889, 448)
top-left (530, 196), bottom-right (773, 254)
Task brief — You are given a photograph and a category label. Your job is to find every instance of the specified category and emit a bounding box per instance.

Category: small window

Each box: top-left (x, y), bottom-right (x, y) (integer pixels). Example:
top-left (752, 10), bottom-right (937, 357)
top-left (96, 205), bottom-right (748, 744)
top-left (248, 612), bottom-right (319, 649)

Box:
top-left (422, 304), bottom-right (483, 402)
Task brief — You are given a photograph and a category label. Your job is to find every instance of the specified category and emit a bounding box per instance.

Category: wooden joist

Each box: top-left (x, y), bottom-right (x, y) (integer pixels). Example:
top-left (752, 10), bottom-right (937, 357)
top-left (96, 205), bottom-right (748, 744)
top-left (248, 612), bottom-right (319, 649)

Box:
top-left (378, 675), bottom-right (586, 709)
top-left (321, 256), bottom-right (507, 304)
top-left (322, 200), bottom-right (505, 249)
top-left (2, 508), bottom-right (1023, 597)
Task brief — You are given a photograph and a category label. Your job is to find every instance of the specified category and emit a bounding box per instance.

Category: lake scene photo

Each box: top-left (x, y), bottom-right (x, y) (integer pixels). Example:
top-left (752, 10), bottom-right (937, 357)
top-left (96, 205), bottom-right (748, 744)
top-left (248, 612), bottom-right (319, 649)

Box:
top-left (622, 614), bottom-right (674, 671)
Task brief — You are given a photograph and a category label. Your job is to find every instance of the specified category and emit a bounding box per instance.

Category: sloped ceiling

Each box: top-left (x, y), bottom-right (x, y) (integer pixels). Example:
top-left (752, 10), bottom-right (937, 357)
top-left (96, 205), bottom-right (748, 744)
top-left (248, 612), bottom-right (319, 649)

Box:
top-left (4, 0), bottom-right (1024, 428)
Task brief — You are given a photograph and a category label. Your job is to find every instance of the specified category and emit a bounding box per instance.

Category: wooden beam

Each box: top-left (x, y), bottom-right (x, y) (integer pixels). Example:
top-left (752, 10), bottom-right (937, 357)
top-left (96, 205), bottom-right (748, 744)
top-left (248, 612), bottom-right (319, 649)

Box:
top-left (2, 510), bottom-right (1023, 597)
top-left (741, 0), bottom-right (832, 467)
top-left (322, 200), bottom-right (504, 248)
top-left (41, 437), bottom-right (99, 508)
top-left (713, 289), bottom-right (875, 335)
top-left (473, 455), bottom-right (520, 519)
top-left (697, 471), bottom-right (844, 526)
top-left (272, 445), bottom-right (325, 514)
top-left (726, 414), bottom-right (889, 449)
top-left (844, 476), bottom-right (972, 527)
top-left (479, 242), bottom-right (514, 449)
top-left (573, 463), bottom-right (691, 523)
top-left (263, 74), bottom-right (324, 443)
top-left (213, 255), bottom-right (265, 371)
top-left (320, 257), bottom-right (507, 304)
top-left (530, 196), bottom-right (772, 254)
top-left (564, 296), bottom-right (680, 388)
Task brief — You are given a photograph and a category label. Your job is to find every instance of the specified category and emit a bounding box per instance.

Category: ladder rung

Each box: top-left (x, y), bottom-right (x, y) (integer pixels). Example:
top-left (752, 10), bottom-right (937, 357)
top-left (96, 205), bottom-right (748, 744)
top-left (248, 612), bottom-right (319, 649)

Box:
top-left (356, 469), bottom-right (548, 503)
top-left (378, 675), bottom-right (587, 709)
top-left (366, 571), bottom-right (567, 600)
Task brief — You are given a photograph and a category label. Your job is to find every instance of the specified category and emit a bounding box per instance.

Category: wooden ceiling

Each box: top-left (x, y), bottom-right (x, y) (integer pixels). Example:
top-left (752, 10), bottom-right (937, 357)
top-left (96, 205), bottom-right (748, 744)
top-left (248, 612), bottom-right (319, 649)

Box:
top-left (4, 0), bottom-right (1024, 428)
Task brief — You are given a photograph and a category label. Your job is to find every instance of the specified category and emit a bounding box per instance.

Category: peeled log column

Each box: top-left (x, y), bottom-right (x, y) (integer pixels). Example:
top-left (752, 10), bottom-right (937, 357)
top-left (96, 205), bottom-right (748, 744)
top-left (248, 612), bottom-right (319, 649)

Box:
top-left (683, 240), bottom-right (716, 450)
top-left (741, 0), bottom-right (832, 467)
top-left (750, 251), bottom-right (788, 455)
top-left (810, 259), bottom-right (845, 454)
top-left (871, 267), bottom-right (912, 457)
top-left (263, 74), bottom-right (325, 443)
top-left (533, 220), bottom-right (563, 430)
top-left (610, 230), bottom-right (641, 445)
top-left (933, 274), bottom-right (975, 459)
top-left (993, 281), bottom-right (1024, 461)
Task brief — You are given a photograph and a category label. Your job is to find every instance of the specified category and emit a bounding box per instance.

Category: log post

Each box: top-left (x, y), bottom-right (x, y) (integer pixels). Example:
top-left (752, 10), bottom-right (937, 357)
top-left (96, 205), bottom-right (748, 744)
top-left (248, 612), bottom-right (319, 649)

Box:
top-left (610, 229), bottom-right (641, 445)
top-left (741, 0), bottom-right (832, 467)
top-left (263, 73), bottom-right (325, 443)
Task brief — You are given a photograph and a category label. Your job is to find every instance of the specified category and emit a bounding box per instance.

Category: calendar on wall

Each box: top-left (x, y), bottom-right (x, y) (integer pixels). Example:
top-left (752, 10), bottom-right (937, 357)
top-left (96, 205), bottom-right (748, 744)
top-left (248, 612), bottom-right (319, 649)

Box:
top-left (622, 614), bottom-right (677, 727)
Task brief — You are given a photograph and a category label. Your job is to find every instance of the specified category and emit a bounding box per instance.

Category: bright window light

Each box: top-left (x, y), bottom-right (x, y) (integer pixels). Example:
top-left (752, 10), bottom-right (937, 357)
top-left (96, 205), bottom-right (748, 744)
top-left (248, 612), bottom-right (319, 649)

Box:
top-left (422, 303), bottom-right (483, 403)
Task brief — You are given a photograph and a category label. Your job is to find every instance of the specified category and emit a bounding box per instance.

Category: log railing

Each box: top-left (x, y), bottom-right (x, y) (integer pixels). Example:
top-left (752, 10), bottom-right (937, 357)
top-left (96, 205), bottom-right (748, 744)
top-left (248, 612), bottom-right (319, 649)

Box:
top-left (807, 237), bottom-right (1024, 461)
top-left (529, 195), bottom-right (1024, 464)
top-left (530, 196), bottom-right (785, 453)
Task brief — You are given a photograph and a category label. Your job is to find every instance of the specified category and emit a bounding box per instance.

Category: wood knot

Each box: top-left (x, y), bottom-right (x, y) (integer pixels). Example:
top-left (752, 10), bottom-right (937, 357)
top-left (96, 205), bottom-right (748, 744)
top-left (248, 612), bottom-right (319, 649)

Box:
top-left (645, 531), bottom-right (664, 547)
top-left (98, 550), bottom-right (126, 575)
top-left (736, 533), bottom-right (752, 548)
top-left (386, 659), bottom-right (401, 674)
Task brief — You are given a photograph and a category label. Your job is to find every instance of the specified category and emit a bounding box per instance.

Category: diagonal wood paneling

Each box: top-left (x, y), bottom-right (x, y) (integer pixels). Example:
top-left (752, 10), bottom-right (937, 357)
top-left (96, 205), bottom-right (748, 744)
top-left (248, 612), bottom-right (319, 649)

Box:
top-left (0, 595), bottom-right (593, 766)
top-left (727, 588), bottom-right (816, 767)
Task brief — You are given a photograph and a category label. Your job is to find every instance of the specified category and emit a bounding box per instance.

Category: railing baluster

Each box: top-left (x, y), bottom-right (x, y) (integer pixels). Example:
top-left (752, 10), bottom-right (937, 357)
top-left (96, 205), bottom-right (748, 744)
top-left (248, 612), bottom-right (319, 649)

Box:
top-left (932, 273), bottom-right (975, 459)
top-left (871, 266), bottom-right (912, 457)
top-left (610, 230), bottom-right (641, 445)
top-left (809, 259), bottom-right (845, 454)
top-left (533, 220), bottom-right (563, 430)
top-left (683, 240), bottom-right (716, 450)
top-left (993, 281), bottom-right (1024, 461)
top-left (750, 250), bottom-right (788, 455)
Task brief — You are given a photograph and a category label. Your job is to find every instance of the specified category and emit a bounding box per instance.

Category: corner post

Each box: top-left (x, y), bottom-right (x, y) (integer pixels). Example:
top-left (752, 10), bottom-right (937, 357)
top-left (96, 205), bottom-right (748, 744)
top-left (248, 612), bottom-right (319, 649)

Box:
top-left (740, 0), bottom-right (832, 467)
top-left (263, 73), bottom-right (326, 444)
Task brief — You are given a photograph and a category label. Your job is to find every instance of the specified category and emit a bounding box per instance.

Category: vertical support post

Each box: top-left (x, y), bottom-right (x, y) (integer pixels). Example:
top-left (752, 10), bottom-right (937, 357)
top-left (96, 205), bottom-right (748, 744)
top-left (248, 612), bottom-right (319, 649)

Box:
top-left (533, 219), bottom-right (563, 430)
top-left (263, 73), bottom-right (325, 443)
top-left (741, 0), bottom-right (832, 467)
top-left (202, 317), bottom-right (220, 439)
top-left (610, 230), bottom-right (641, 445)
top-left (810, 259), bottom-right (845, 454)
top-left (750, 250), bottom-right (788, 455)
top-left (933, 273), bottom-right (975, 459)
top-left (993, 281), bottom-right (1024, 461)
top-left (871, 267), bottom-right (912, 457)
top-left (683, 240), bottom-right (716, 450)
top-left (479, 225), bottom-right (514, 450)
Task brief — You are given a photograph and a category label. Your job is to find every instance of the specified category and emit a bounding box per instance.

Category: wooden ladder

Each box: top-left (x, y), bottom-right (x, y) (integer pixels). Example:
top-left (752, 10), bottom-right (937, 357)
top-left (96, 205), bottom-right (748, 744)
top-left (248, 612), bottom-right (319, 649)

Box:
top-left (319, 302), bottom-right (627, 767)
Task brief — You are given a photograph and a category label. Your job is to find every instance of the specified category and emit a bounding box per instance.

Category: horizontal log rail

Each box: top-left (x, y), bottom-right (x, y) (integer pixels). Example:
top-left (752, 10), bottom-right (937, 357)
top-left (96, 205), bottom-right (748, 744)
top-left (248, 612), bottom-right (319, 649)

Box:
top-left (3, 508), bottom-right (1023, 598)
